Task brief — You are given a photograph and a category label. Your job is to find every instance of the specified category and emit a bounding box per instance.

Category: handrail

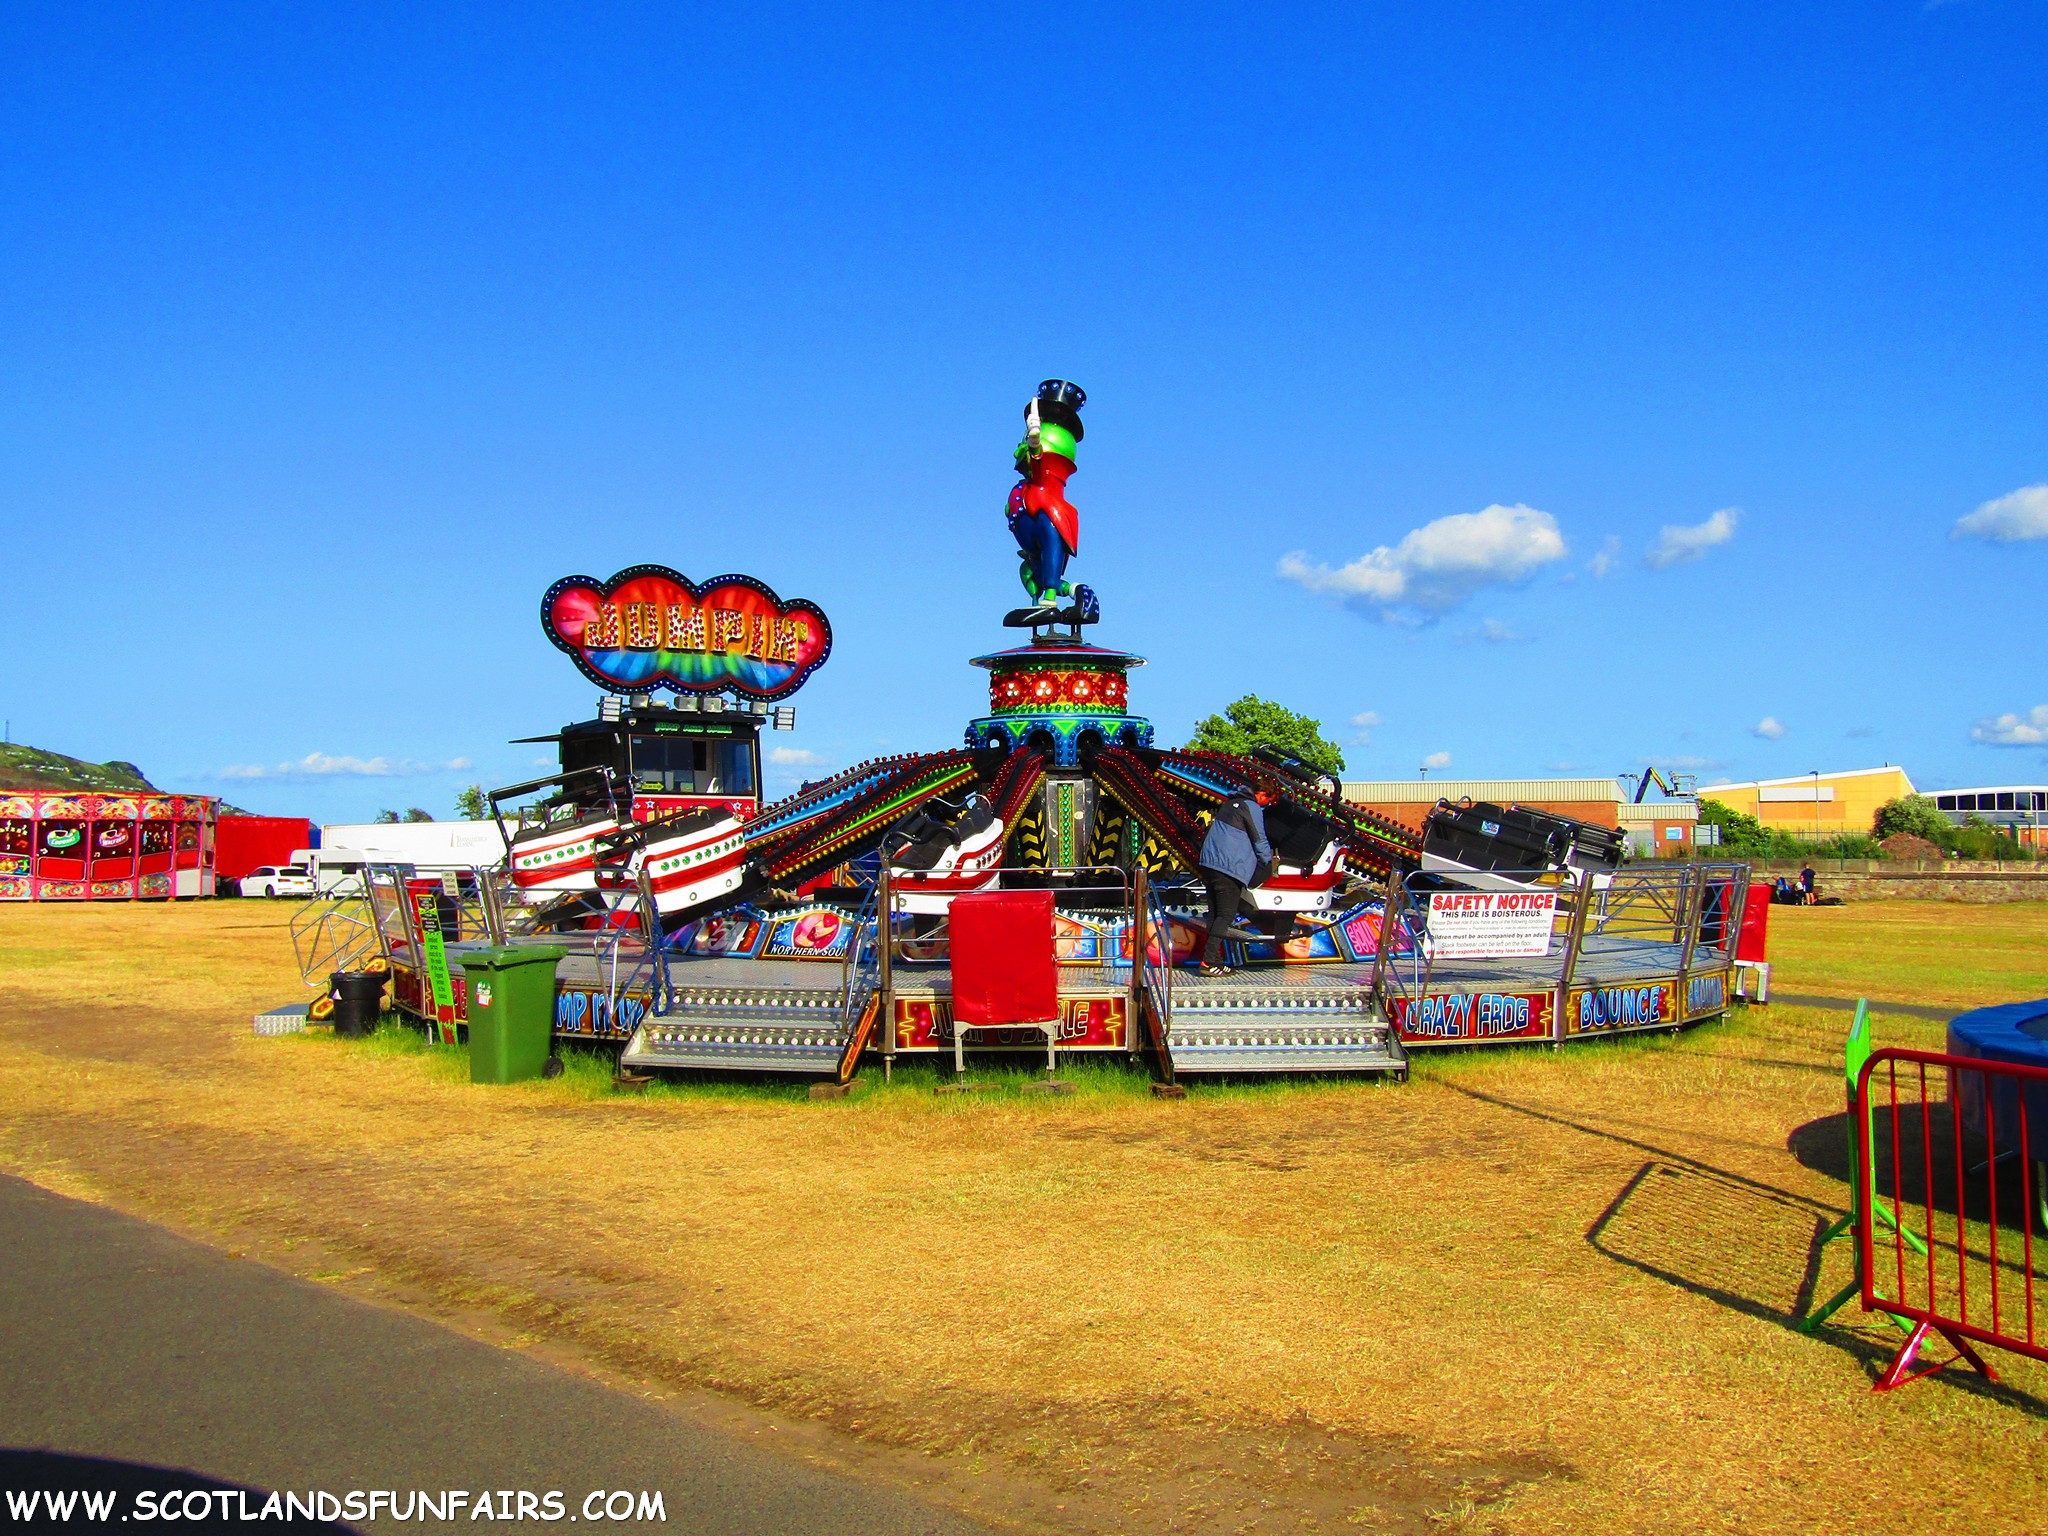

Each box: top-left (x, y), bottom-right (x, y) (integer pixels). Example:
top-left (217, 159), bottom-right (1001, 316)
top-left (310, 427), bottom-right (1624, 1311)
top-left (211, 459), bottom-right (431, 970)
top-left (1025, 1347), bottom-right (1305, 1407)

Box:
top-left (287, 891), bottom-right (379, 986)
top-left (636, 859), bottom-right (670, 1016)
top-left (877, 864), bottom-right (1137, 965)
top-left (486, 765), bottom-right (622, 854)
top-left (1366, 860), bottom-right (1746, 1029)
top-left (1140, 878), bottom-right (1177, 1080)
top-left (839, 877), bottom-right (881, 1028)
top-left (829, 877), bottom-right (886, 1082)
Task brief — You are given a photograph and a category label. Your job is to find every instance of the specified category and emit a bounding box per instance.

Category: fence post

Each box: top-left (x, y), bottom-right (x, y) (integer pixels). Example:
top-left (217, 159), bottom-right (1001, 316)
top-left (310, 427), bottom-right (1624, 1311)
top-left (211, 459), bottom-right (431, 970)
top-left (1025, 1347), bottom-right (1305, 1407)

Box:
top-left (1365, 871), bottom-right (1401, 1020)
top-left (877, 863), bottom-right (893, 1022)
top-left (1551, 875), bottom-right (1592, 1050)
top-left (1672, 864), bottom-right (1703, 1029)
top-left (1130, 861), bottom-right (1149, 1052)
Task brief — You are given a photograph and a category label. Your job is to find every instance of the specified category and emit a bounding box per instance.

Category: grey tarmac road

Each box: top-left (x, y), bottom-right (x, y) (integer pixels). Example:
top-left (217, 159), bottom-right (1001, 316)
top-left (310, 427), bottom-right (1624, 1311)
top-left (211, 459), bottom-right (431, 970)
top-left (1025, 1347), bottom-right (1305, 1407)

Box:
top-left (0, 1174), bottom-right (991, 1534)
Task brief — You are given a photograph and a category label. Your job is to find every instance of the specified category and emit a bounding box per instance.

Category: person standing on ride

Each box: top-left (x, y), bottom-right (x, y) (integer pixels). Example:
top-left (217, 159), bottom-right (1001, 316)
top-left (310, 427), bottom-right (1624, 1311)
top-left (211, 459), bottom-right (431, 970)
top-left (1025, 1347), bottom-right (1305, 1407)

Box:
top-left (1197, 788), bottom-right (1275, 977)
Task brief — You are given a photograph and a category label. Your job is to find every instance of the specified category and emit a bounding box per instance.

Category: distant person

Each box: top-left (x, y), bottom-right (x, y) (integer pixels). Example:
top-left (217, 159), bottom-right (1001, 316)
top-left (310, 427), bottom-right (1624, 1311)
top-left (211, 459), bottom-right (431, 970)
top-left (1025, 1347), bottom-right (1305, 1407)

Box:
top-left (1799, 863), bottom-right (1817, 905)
top-left (1197, 788), bottom-right (1274, 976)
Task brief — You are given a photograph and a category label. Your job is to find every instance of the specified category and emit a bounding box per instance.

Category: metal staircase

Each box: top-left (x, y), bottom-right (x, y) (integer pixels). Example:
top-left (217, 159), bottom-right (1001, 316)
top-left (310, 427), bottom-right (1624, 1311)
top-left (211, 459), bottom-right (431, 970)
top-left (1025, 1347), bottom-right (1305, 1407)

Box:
top-left (617, 884), bottom-right (878, 1078)
top-left (1162, 968), bottom-right (1408, 1077)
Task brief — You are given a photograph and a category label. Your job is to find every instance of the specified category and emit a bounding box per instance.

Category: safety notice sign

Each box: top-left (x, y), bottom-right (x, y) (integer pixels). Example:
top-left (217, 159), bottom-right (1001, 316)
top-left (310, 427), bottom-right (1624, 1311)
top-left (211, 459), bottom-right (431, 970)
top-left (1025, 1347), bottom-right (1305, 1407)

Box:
top-left (1426, 889), bottom-right (1558, 959)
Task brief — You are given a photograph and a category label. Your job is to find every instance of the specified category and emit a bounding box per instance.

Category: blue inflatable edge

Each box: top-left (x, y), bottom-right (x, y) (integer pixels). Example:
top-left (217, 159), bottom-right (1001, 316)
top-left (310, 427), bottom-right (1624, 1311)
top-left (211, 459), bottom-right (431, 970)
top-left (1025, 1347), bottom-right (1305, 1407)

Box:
top-left (1947, 999), bottom-right (2048, 1069)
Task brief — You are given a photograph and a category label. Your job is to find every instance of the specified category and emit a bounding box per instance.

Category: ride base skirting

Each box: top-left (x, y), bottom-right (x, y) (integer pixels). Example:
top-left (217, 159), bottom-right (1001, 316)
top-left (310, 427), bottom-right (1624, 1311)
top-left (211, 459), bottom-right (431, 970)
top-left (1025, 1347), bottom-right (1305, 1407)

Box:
top-left (379, 897), bottom-right (1735, 1079)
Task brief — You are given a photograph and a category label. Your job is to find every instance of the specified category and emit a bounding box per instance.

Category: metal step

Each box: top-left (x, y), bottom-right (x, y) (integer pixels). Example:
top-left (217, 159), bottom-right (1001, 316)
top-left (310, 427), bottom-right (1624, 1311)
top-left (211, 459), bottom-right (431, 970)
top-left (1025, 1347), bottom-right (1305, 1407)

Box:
top-left (1166, 987), bottom-right (1407, 1076)
top-left (619, 988), bottom-right (848, 1074)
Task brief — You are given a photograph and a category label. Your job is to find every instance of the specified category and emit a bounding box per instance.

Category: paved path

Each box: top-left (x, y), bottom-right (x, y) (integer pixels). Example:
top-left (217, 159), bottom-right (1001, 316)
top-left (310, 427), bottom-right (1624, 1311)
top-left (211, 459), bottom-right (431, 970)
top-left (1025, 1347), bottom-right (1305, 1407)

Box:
top-left (0, 1175), bottom-right (987, 1533)
top-left (1772, 992), bottom-right (1959, 1022)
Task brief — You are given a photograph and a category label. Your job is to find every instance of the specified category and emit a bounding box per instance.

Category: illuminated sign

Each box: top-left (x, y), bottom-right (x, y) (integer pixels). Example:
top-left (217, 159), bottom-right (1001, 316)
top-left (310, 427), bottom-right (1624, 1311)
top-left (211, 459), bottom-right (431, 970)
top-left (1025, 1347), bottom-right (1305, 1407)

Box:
top-left (543, 566), bottom-right (832, 701)
top-left (1391, 991), bottom-right (1553, 1043)
top-left (1570, 982), bottom-right (1670, 1034)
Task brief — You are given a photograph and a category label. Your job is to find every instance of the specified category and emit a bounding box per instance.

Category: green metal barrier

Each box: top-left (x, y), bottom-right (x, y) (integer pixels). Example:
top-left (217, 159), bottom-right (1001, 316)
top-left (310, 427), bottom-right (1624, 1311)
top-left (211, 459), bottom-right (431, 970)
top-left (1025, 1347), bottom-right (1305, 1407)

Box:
top-left (1800, 999), bottom-right (1927, 1334)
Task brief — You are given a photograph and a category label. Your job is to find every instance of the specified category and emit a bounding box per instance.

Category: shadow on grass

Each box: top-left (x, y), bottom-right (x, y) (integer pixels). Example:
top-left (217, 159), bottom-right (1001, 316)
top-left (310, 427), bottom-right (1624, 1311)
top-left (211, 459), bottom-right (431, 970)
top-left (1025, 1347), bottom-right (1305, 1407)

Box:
top-left (1790, 1106), bottom-right (2048, 1233)
top-left (1444, 1079), bottom-right (2048, 1404)
top-left (1589, 1155), bottom-right (2048, 1411)
top-left (306, 1011), bottom-right (1418, 1114)
top-left (1439, 1079), bottom-right (1827, 1207)
top-left (1591, 1159), bottom-right (1836, 1327)
top-left (1586, 1158), bottom-right (2048, 1409)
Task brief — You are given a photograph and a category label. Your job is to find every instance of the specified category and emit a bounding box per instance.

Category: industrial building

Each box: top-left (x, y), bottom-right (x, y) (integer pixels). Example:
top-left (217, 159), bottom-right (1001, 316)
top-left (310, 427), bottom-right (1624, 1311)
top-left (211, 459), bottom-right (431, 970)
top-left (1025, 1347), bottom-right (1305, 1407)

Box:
top-left (1341, 777), bottom-right (1699, 858)
top-left (1697, 766), bottom-right (1916, 842)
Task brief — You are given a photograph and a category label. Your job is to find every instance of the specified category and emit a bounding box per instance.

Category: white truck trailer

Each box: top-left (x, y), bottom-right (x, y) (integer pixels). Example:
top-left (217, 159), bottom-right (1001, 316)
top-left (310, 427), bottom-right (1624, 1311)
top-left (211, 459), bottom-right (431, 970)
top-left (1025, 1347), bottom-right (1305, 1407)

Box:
top-left (307, 821), bottom-right (509, 894)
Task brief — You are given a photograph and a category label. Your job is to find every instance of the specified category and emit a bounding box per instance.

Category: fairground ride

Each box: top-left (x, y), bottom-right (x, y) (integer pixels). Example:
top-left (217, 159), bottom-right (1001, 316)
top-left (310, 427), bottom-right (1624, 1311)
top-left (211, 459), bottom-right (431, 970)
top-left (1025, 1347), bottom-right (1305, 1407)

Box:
top-left (339, 382), bottom-right (1748, 1084)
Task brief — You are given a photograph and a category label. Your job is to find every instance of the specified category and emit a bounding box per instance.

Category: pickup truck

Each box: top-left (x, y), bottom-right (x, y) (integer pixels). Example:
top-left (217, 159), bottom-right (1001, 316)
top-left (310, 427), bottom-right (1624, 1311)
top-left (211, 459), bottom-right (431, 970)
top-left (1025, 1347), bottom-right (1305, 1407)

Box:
top-left (239, 864), bottom-right (316, 899)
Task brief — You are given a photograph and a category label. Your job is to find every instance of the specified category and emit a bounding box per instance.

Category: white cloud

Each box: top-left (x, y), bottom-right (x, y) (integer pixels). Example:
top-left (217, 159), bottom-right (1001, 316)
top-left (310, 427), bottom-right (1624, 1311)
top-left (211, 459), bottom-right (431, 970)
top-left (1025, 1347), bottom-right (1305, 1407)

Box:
top-left (767, 746), bottom-right (827, 767)
top-left (1421, 751), bottom-right (1452, 771)
top-left (1953, 484), bottom-right (2048, 543)
top-left (1588, 536), bottom-right (1621, 578)
top-left (1278, 503), bottom-right (1567, 619)
top-left (1971, 705), bottom-right (2048, 747)
top-left (1751, 717), bottom-right (1786, 740)
top-left (1645, 507), bottom-right (1740, 569)
top-left (219, 752), bottom-right (473, 781)
top-left (1347, 710), bottom-right (1381, 746)
top-left (1458, 618), bottom-right (1525, 644)
top-left (1640, 754), bottom-right (1727, 771)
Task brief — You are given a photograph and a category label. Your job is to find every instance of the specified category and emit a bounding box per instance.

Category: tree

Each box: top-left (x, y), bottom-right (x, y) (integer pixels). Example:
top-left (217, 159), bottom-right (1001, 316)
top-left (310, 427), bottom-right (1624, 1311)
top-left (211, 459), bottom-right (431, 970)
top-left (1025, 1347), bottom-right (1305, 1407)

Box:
top-left (373, 809), bottom-right (400, 824)
top-left (1697, 800), bottom-right (1781, 857)
top-left (1874, 795), bottom-right (1951, 845)
top-left (1185, 696), bottom-right (1346, 776)
top-left (1699, 798), bottom-right (1885, 861)
top-left (1951, 815), bottom-right (2025, 861)
top-left (401, 807), bottom-right (435, 823)
top-left (454, 785), bottom-right (488, 821)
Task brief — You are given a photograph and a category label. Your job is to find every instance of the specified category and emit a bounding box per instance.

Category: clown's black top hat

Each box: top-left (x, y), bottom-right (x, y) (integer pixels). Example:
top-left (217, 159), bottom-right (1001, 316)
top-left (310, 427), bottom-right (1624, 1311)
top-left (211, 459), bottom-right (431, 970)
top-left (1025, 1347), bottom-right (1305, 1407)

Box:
top-left (1031, 379), bottom-right (1086, 439)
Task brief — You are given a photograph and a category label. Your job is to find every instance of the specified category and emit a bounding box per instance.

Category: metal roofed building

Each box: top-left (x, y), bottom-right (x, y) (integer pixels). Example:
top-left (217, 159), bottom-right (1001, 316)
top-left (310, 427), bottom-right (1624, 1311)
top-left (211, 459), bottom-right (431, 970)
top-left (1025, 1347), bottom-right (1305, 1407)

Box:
top-left (1697, 766), bottom-right (1916, 842)
top-left (1343, 777), bottom-right (1622, 829)
top-left (1341, 777), bottom-right (1705, 857)
top-left (1617, 796), bottom-right (1700, 857)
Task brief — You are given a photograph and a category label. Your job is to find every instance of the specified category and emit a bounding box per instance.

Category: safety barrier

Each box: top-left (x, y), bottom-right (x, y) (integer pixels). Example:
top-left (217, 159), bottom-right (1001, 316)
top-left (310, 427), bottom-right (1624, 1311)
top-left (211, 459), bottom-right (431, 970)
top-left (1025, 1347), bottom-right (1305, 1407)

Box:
top-left (288, 890), bottom-right (380, 985)
top-left (1855, 1045), bottom-right (2048, 1390)
top-left (1365, 861), bottom-right (1748, 1047)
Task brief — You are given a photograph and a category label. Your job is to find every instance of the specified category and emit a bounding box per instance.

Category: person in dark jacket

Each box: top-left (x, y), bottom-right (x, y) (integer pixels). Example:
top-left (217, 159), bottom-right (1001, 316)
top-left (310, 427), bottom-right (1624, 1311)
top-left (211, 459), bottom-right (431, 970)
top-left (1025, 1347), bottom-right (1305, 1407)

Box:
top-left (1197, 788), bottom-right (1274, 975)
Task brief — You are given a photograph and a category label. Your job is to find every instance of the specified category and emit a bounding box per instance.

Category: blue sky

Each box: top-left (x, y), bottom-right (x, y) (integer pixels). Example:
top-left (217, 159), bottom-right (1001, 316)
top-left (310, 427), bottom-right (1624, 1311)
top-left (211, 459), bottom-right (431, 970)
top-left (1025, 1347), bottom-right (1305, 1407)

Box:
top-left (4, 3), bottom-right (2044, 823)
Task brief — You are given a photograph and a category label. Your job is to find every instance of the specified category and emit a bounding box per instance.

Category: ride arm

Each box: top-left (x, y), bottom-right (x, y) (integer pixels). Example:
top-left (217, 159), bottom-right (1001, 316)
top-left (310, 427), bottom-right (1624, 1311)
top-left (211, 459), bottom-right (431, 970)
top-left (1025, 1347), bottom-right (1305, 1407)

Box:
top-left (758, 754), bottom-right (980, 887)
top-left (1090, 746), bottom-right (1208, 871)
top-left (484, 766), bottom-right (621, 864)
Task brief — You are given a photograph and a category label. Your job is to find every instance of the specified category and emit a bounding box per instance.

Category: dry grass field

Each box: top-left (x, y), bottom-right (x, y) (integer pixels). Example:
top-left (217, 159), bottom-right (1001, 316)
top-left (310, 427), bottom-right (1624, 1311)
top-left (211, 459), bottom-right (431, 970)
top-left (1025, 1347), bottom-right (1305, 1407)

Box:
top-left (4, 897), bottom-right (2048, 1534)
top-left (1766, 900), bottom-right (2048, 1007)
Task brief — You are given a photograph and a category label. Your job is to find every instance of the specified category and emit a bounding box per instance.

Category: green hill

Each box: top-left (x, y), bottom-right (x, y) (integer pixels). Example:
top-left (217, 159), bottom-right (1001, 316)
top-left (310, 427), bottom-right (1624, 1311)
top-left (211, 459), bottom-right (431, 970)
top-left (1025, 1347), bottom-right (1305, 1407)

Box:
top-left (0, 743), bottom-right (160, 794)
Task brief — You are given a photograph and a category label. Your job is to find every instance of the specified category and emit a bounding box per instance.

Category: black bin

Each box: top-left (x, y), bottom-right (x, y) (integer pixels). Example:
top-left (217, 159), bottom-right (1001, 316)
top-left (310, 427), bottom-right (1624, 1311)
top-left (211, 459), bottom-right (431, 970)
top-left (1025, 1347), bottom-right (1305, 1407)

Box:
top-left (328, 970), bottom-right (390, 1039)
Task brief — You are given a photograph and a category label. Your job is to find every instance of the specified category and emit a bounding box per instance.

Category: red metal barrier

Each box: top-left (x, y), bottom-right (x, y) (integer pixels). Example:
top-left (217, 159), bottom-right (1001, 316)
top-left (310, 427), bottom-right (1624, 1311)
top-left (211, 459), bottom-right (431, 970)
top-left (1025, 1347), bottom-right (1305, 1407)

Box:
top-left (1856, 1046), bottom-right (2048, 1390)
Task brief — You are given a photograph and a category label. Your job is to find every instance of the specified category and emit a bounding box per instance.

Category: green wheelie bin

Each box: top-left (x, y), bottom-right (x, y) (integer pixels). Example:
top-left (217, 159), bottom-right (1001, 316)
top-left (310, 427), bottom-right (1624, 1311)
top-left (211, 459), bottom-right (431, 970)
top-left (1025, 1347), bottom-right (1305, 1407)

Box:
top-left (458, 945), bottom-right (567, 1084)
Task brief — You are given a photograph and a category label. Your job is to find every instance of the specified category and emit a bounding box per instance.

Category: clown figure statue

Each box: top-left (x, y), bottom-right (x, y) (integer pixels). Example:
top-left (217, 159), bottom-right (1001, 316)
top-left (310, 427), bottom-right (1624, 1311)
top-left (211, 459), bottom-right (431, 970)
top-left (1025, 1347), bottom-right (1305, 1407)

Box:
top-left (1006, 380), bottom-right (1087, 614)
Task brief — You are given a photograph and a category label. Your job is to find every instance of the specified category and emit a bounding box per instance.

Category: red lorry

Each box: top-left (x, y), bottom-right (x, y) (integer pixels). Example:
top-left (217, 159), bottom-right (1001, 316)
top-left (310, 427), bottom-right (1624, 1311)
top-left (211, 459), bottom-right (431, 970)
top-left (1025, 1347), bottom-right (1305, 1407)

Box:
top-left (213, 815), bottom-right (313, 888)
